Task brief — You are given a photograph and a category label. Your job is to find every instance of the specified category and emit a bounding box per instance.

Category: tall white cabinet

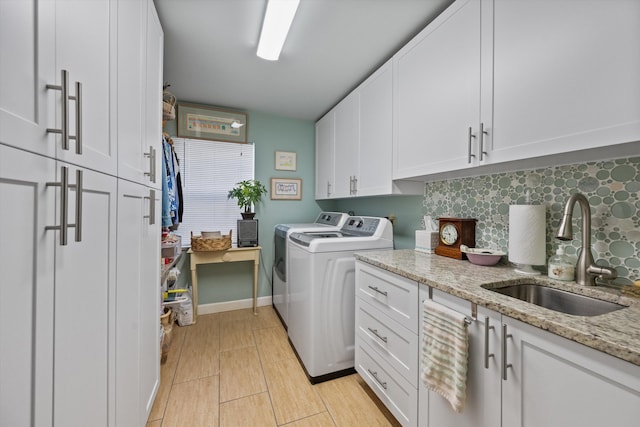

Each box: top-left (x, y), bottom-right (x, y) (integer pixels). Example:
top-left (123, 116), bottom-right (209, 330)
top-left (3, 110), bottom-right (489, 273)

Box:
top-left (0, 1), bottom-right (164, 426)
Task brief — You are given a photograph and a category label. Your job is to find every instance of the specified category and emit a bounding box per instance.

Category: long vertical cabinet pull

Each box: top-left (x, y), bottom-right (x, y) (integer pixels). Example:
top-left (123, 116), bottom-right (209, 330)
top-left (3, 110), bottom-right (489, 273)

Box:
top-left (144, 146), bottom-right (156, 183)
top-left (484, 316), bottom-right (495, 369)
top-left (47, 70), bottom-right (70, 150)
top-left (501, 324), bottom-right (513, 380)
top-left (467, 127), bottom-right (476, 163)
top-left (46, 70), bottom-right (82, 153)
top-left (327, 181), bottom-right (332, 197)
top-left (479, 122), bottom-right (488, 161)
top-left (69, 169), bottom-right (83, 242)
top-left (144, 189), bottom-right (156, 225)
top-left (352, 176), bottom-right (357, 195)
top-left (70, 82), bottom-right (82, 155)
top-left (46, 167), bottom-right (83, 245)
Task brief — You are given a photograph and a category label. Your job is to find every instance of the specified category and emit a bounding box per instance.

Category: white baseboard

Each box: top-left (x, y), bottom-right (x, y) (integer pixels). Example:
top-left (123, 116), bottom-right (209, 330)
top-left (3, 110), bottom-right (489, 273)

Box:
top-left (197, 296), bottom-right (273, 315)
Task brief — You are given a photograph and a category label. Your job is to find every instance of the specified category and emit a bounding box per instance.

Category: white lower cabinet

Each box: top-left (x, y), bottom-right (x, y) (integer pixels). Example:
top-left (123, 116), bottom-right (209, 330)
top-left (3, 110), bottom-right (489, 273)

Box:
top-left (501, 316), bottom-right (640, 427)
top-left (355, 261), bottom-right (419, 426)
top-left (418, 287), bottom-right (640, 427)
top-left (1, 146), bottom-right (118, 426)
top-left (418, 287), bottom-right (501, 427)
top-left (116, 180), bottom-right (161, 426)
top-left (355, 263), bottom-right (640, 427)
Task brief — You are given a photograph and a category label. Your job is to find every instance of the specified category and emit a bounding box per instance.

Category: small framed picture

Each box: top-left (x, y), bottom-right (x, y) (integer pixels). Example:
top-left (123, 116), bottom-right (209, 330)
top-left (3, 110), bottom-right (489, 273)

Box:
top-left (270, 178), bottom-right (302, 200)
top-left (274, 151), bottom-right (297, 171)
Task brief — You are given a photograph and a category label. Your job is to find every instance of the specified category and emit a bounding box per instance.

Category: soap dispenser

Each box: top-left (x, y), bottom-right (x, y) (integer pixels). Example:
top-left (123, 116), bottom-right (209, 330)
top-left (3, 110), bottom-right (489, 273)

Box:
top-left (548, 245), bottom-right (575, 281)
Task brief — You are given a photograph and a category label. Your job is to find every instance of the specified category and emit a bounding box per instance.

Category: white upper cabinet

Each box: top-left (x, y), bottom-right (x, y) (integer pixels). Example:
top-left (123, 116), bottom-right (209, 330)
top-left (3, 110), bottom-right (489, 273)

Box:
top-left (117, 0), bottom-right (164, 188)
top-left (393, 0), bottom-right (485, 180)
top-left (54, 0), bottom-right (117, 175)
top-left (333, 91), bottom-right (360, 198)
top-left (0, 0), bottom-right (55, 158)
top-left (316, 60), bottom-right (423, 200)
top-left (359, 61), bottom-right (401, 197)
top-left (489, 0), bottom-right (640, 163)
top-left (116, 0), bottom-right (148, 184)
top-left (0, 0), bottom-right (117, 174)
top-left (145, 0), bottom-right (164, 190)
top-left (393, 0), bottom-right (640, 181)
top-left (315, 112), bottom-right (335, 199)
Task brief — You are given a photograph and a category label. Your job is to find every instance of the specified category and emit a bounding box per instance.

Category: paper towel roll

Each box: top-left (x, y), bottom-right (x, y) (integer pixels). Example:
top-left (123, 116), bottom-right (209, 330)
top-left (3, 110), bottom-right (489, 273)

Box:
top-left (508, 205), bottom-right (546, 266)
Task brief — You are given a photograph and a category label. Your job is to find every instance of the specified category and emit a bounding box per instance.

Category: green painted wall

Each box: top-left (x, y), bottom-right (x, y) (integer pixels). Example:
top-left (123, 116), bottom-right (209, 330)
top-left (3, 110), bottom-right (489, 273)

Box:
top-left (168, 110), bottom-right (325, 304)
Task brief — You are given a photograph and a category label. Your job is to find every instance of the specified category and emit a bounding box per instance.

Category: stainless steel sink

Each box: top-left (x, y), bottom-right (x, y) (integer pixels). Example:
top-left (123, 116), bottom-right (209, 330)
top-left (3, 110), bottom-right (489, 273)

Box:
top-left (485, 283), bottom-right (627, 316)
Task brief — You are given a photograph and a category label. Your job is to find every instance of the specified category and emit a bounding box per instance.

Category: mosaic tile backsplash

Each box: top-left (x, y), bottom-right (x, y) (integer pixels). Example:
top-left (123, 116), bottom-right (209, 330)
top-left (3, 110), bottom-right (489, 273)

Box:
top-left (423, 157), bottom-right (640, 286)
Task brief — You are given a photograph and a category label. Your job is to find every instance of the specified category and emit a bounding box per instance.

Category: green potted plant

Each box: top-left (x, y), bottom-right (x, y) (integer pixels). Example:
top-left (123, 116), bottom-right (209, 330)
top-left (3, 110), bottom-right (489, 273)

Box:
top-left (227, 179), bottom-right (268, 219)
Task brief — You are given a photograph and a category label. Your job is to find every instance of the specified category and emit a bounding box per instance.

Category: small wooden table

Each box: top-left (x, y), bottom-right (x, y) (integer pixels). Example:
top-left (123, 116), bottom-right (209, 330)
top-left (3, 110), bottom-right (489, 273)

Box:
top-left (188, 246), bottom-right (261, 321)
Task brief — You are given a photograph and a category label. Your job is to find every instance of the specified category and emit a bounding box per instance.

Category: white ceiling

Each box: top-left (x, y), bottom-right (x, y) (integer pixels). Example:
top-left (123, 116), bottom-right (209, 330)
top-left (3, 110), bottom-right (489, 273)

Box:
top-left (154, 0), bottom-right (454, 121)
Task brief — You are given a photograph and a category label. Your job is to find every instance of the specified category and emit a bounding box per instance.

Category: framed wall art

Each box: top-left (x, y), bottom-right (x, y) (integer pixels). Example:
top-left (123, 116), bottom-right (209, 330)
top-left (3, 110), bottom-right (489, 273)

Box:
top-left (177, 102), bottom-right (247, 143)
top-left (270, 178), bottom-right (302, 200)
top-left (274, 151), bottom-right (297, 171)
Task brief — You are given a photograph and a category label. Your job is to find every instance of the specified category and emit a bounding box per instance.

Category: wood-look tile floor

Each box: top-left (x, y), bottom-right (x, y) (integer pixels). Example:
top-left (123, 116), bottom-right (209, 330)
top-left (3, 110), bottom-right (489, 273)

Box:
top-left (147, 305), bottom-right (401, 427)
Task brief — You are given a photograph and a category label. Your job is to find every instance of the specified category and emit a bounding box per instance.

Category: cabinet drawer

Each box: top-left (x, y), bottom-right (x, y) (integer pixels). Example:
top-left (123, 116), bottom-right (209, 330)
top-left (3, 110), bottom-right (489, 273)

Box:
top-left (355, 337), bottom-right (417, 427)
top-left (356, 261), bottom-right (418, 332)
top-left (356, 297), bottom-right (418, 386)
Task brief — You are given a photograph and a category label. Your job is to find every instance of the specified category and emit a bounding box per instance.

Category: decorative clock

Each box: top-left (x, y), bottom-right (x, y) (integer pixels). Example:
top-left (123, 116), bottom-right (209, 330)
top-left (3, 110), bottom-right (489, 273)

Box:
top-left (434, 217), bottom-right (477, 260)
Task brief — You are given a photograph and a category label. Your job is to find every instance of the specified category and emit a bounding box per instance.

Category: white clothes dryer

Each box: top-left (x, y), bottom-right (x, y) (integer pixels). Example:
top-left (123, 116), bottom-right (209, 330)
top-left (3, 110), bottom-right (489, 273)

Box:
top-left (287, 216), bottom-right (393, 383)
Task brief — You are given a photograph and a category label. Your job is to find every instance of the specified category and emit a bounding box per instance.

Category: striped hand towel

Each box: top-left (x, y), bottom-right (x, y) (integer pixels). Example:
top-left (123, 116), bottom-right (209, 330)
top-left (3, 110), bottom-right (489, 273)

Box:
top-left (421, 299), bottom-right (469, 413)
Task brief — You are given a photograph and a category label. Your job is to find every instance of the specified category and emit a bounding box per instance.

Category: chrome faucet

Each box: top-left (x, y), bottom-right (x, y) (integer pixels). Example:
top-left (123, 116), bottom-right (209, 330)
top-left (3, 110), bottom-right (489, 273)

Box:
top-left (556, 193), bottom-right (617, 286)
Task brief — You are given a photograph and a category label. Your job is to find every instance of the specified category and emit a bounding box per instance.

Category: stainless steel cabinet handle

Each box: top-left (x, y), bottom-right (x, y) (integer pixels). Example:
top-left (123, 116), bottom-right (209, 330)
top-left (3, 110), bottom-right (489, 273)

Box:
top-left (367, 327), bottom-right (388, 343)
top-left (502, 324), bottom-right (513, 381)
top-left (352, 176), bottom-right (357, 195)
top-left (47, 70), bottom-right (81, 153)
top-left (484, 316), bottom-right (495, 369)
top-left (45, 167), bottom-right (82, 245)
top-left (479, 122), bottom-right (488, 161)
top-left (47, 70), bottom-right (70, 150)
top-left (467, 127), bottom-right (476, 163)
top-left (349, 176), bottom-right (353, 194)
top-left (69, 82), bottom-right (82, 155)
top-left (144, 189), bottom-right (156, 225)
top-left (367, 369), bottom-right (387, 390)
top-left (68, 169), bottom-right (83, 242)
top-left (46, 166), bottom-right (69, 245)
top-left (367, 285), bottom-right (388, 297)
top-left (327, 181), bottom-right (332, 197)
top-left (144, 146), bottom-right (156, 183)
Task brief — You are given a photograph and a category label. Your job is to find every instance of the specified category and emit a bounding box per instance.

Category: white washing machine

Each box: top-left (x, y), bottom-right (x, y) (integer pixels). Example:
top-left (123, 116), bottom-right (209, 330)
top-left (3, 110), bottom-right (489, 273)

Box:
top-left (287, 216), bottom-right (394, 383)
top-left (273, 212), bottom-right (349, 327)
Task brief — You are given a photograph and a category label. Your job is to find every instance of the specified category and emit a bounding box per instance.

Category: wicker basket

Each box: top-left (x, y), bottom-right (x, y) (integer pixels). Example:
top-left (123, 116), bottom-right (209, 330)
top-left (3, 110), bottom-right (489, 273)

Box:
top-left (190, 230), bottom-right (232, 251)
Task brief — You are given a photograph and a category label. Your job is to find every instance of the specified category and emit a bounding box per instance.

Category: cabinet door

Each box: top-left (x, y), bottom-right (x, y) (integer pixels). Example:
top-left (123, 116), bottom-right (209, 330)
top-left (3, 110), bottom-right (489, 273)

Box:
top-left (359, 61), bottom-right (393, 196)
top-left (145, 0), bottom-right (164, 191)
top-left (502, 316), bottom-right (640, 427)
top-left (490, 0), bottom-right (640, 164)
top-left (139, 185), bottom-right (161, 423)
top-left (0, 147), bottom-right (56, 427)
top-left (116, 0), bottom-right (148, 184)
top-left (333, 91), bottom-right (359, 198)
top-left (393, 0), bottom-right (481, 179)
top-left (315, 112), bottom-right (334, 199)
top-left (55, 0), bottom-right (117, 174)
top-left (53, 166), bottom-right (117, 427)
top-left (418, 288), bottom-right (501, 427)
top-left (0, 0), bottom-right (56, 157)
top-left (116, 180), bottom-right (160, 426)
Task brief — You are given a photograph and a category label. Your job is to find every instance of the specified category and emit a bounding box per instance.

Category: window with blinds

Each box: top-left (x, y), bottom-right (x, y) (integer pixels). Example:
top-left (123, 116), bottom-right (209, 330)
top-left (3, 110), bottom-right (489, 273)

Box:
top-left (172, 138), bottom-right (255, 247)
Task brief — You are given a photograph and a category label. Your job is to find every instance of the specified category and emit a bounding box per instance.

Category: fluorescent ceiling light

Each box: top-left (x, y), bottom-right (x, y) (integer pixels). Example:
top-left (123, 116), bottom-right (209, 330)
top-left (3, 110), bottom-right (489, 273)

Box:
top-left (257, 0), bottom-right (300, 61)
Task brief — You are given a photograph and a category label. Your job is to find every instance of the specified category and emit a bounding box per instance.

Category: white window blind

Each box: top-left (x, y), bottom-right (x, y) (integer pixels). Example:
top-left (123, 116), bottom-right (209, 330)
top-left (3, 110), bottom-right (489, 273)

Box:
top-left (172, 138), bottom-right (255, 247)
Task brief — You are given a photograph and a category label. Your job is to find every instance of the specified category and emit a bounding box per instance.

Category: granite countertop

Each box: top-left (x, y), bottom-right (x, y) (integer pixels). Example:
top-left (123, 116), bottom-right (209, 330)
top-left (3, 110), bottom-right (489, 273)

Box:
top-left (355, 249), bottom-right (640, 366)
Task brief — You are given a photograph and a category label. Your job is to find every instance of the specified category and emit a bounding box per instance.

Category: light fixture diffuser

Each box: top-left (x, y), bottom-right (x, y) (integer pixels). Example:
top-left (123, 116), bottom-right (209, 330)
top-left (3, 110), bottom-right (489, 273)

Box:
top-left (257, 0), bottom-right (300, 61)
